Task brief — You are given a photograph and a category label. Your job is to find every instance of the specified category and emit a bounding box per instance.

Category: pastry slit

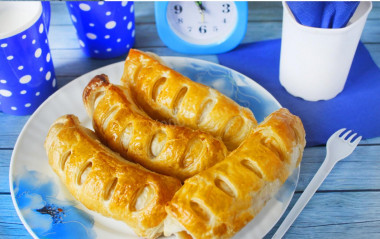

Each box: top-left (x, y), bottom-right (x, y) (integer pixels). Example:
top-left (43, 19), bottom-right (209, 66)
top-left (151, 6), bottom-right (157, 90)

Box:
top-left (93, 90), bottom-right (105, 112)
top-left (150, 130), bottom-right (167, 158)
top-left (152, 77), bottom-right (167, 102)
top-left (104, 177), bottom-right (118, 201)
top-left (214, 176), bottom-right (237, 198)
top-left (77, 161), bottom-right (92, 185)
top-left (189, 199), bottom-right (211, 222)
top-left (196, 99), bottom-right (215, 125)
top-left (181, 137), bottom-right (203, 168)
top-left (60, 150), bottom-right (71, 171)
top-left (240, 159), bottom-right (263, 179)
top-left (172, 86), bottom-right (188, 115)
top-left (261, 137), bottom-right (285, 162)
top-left (130, 185), bottom-right (155, 211)
top-left (120, 123), bottom-right (133, 152)
top-left (102, 105), bottom-right (120, 131)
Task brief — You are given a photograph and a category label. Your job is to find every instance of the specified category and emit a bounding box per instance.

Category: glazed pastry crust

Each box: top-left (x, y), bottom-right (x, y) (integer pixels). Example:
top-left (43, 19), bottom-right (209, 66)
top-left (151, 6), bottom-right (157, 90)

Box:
top-left (164, 108), bottom-right (306, 239)
top-left (121, 49), bottom-right (257, 151)
top-left (83, 74), bottom-right (228, 181)
top-left (44, 114), bottom-right (182, 239)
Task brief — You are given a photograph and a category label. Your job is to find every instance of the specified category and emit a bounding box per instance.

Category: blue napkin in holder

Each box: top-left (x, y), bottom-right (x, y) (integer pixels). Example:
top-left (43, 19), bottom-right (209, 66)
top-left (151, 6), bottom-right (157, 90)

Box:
top-left (218, 40), bottom-right (380, 146)
top-left (287, 1), bottom-right (359, 28)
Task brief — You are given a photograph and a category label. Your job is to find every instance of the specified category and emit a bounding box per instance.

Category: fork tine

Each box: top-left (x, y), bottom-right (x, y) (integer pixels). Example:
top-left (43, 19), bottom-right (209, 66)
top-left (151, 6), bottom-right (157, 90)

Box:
top-left (347, 133), bottom-right (357, 142)
top-left (352, 136), bottom-right (362, 146)
top-left (335, 128), bottom-right (346, 137)
top-left (341, 130), bottom-right (352, 139)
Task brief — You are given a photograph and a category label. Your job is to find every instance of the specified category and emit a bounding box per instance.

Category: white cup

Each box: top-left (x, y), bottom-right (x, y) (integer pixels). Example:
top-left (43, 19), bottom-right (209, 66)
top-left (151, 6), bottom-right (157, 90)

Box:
top-left (279, 1), bottom-right (372, 101)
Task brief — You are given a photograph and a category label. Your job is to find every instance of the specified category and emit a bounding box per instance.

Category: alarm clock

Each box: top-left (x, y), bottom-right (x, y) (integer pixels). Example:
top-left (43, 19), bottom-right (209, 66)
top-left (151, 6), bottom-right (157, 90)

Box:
top-left (155, 1), bottom-right (248, 54)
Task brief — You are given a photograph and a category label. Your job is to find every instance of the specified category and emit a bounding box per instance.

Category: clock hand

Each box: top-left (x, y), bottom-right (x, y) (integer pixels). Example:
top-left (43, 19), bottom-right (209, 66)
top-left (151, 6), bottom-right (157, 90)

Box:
top-left (195, 1), bottom-right (206, 23)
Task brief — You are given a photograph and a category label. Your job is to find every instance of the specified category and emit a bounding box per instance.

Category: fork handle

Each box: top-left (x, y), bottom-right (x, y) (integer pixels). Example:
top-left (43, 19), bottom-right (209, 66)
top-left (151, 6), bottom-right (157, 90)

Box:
top-left (272, 157), bottom-right (336, 239)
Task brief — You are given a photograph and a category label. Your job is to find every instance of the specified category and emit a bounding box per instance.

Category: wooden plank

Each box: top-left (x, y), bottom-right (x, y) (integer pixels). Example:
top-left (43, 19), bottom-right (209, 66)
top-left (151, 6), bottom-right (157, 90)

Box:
top-left (2, 190), bottom-right (379, 238)
top-left (0, 194), bottom-right (30, 238)
top-left (266, 191), bottom-right (380, 238)
top-left (2, 145), bottom-right (380, 194)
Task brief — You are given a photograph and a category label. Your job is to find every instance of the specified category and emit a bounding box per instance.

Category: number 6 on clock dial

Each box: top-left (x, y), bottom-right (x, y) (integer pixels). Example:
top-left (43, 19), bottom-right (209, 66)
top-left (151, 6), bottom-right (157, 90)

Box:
top-left (155, 1), bottom-right (248, 54)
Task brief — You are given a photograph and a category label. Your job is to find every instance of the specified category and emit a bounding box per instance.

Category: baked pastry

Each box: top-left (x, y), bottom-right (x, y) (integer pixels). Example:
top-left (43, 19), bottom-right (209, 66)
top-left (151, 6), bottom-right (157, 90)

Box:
top-left (164, 108), bottom-right (306, 239)
top-left (83, 74), bottom-right (228, 181)
top-left (45, 114), bottom-right (182, 239)
top-left (121, 49), bottom-right (257, 151)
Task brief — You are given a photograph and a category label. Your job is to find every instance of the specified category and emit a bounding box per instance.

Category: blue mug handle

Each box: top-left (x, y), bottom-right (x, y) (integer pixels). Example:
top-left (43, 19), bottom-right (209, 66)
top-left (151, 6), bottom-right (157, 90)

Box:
top-left (41, 2), bottom-right (51, 33)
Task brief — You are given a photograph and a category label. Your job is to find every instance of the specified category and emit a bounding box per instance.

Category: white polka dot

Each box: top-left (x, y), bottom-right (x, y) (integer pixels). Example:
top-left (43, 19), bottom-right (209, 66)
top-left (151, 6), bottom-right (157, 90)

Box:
top-left (130, 5), bottom-right (134, 13)
top-left (94, 50), bottom-right (99, 54)
top-left (32, 40), bottom-right (36, 44)
top-left (39, 67), bottom-right (43, 72)
top-left (89, 23), bottom-right (95, 27)
top-left (98, 1), bottom-right (104, 5)
top-left (45, 39), bottom-right (48, 44)
top-left (35, 48), bottom-right (42, 58)
top-left (106, 48), bottom-right (112, 52)
top-left (45, 71), bottom-right (51, 81)
top-left (46, 53), bottom-right (51, 62)
top-left (79, 40), bottom-right (85, 47)
top-left (106, 11), bottom-right (111, 16)
top-left (0, 80), bottom-right (6, 84)
top-left (0, 89), bottom-right (12, 97)
top-left (70, 4), bottom-right (73, 8)
top-left (39, 23), bottom-right (44, 33)
top-left (18, 65), bottom-right (24, 70)
top-left (104, 35), bottom-right (110, 39)
top-left (36, 92), bottom-right (40, 96)
top-left (132, 30), bottom-right (135, 37)
top-left (127, 44), bottom-right (130, 48)
top-left (52, 78), bottom-right (56, 87)
top-left (105, 21), bottom-right (116, 29)
top-left (79, 3), bottom-right (91, 11)
top-left (20, 90), bottom-right (27, 94)
top-left (20, 75), bottom-right (32, 84)
top-left (22, 35), bottom-right (27, 39)
top-left (7, 55), bottom-right (14, 60)
top-left (121, 1), bottom-right (128, 7)
top-left (127, 21), bottom-right (133, 30)
top-left (11, 106), bottom-right (17, 111)
top-left (71, 14), bottom-right (77, 23)
top-left (1, 43), bottom-right (7, 48)
top-left (86, 33), bottom-right (97, 40)
top-left (25, 103), bottom-right (31, 107)
top-left (123, 16), bottom-right (127, 21)
top-left (117, 38), bottom-right (121, 42)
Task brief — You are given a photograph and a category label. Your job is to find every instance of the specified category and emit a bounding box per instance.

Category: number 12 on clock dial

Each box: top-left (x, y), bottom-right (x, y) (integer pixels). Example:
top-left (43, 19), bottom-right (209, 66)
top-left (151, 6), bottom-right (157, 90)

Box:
top-left (155, 1), bottom-right (248, 54)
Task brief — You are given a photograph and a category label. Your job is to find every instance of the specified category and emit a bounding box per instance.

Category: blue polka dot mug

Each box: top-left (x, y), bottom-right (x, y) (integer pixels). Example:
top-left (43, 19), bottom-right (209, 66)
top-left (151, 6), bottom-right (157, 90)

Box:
top-left (66, 1), bottom-right (135, 59)
top-left (0, 2), bottom-right (56, 116)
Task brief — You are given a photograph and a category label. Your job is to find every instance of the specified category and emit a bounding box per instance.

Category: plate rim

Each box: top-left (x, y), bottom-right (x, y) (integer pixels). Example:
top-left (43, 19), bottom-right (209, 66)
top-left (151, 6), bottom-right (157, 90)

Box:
top-left (9, 56), bottom-right (293, 239)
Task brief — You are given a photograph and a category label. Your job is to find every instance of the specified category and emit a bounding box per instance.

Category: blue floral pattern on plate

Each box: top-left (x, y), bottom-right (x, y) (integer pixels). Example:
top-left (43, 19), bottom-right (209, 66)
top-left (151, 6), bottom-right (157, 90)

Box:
top-left (14, 170), bottom-right (96, 239)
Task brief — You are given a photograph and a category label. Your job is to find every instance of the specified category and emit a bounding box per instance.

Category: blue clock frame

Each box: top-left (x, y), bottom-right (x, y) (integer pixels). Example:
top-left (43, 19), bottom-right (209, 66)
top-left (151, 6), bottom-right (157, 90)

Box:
top-left (155, 1), bottom-right (248, 55)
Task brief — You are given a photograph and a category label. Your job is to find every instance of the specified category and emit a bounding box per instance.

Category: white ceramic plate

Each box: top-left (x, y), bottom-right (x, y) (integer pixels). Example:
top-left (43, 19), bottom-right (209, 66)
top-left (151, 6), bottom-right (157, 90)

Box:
top-left (10, 57), bottom-right (298, 239)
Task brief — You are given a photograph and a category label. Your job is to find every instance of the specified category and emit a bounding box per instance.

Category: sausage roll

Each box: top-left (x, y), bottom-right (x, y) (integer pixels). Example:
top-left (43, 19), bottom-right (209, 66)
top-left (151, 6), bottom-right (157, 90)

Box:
top-left (164, 108), bottom-right (306, 239)
top-left (121, 49), bottom-right (257, 151)
top-left (45, 114), bottom-right (182, 239)
top-left (83, 74), bottom-right (227, 181)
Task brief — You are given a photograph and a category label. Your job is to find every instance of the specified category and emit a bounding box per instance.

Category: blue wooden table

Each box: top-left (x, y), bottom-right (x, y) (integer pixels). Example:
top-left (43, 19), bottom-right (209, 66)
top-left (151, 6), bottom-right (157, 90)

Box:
top-left (1, 2), bottom-right (380, 238)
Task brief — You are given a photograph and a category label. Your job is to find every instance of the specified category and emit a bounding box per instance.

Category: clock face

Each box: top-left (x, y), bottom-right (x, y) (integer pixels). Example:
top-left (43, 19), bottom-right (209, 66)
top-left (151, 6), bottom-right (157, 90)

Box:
top-left (166, 1), bottom-right (238, 45)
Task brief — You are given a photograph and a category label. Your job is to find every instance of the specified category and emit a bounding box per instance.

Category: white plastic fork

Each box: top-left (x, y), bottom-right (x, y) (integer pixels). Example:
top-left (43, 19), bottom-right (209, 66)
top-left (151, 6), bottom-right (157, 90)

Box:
top-left (272, 128), bottom-right (362, 239)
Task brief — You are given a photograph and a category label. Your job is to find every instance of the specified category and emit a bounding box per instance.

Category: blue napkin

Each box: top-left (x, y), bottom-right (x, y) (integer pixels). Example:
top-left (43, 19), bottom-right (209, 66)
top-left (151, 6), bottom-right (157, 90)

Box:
top-left (218, 39), bottom-right (380, 146)
top-left (287, 1), bottom-right (360, 28)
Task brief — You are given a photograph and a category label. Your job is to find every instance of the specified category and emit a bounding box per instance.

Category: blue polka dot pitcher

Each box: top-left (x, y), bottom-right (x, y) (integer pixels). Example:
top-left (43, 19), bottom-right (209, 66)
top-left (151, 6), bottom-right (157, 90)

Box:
top-left (0, 2), bottom-right (55, 116)
top-left (66, 1), bottom-right (135, 59)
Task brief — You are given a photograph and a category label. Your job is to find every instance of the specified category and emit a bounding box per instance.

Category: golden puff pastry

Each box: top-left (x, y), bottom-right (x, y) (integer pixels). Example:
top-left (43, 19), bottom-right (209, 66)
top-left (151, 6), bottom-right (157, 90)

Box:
top-left (121, 49), bottom-right (257, 151)
top-left (164, 108), bottom-right (306, 239)
top-left (44, 114), bottom-right (182, 239)
top-left (82, 74), bottom-right (228, 181)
